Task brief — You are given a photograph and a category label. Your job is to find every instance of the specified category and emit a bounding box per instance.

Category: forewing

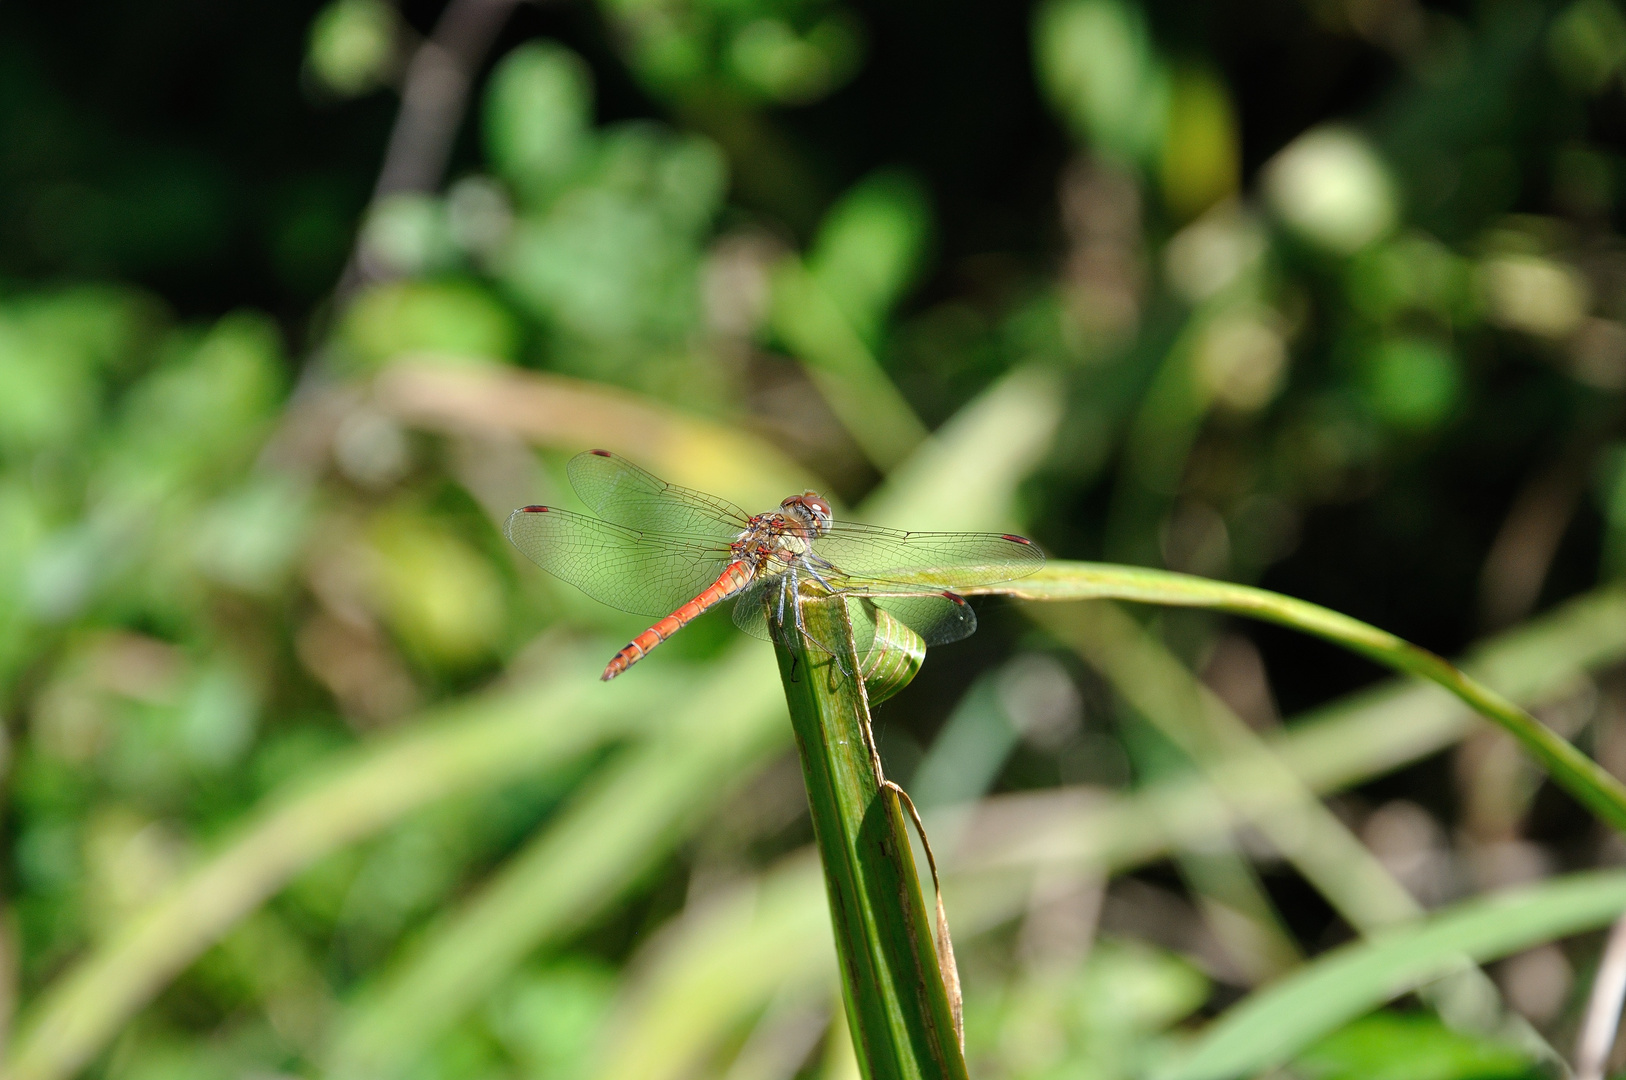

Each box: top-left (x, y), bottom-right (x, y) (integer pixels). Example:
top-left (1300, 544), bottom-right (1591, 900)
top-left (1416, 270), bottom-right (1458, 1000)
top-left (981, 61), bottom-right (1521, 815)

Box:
top-left (812, 522), bottom-right (1043, 593)
top-left (506, 505), bottom-right (735, 618)
top-left (567, 450), bottom-right (749, 540)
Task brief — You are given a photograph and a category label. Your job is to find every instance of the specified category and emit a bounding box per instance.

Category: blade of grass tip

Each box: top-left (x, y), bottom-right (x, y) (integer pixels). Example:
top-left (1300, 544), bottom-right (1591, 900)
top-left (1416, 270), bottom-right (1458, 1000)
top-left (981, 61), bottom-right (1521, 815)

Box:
top-left (977, 563), bottom-right (1626, 834)
top-left (3, 648), bottom-right (672, 1080)
top-left (771, 593), bottom-right (967, 1080)
top-left (1155, 870), bottom-right (1626, 1080)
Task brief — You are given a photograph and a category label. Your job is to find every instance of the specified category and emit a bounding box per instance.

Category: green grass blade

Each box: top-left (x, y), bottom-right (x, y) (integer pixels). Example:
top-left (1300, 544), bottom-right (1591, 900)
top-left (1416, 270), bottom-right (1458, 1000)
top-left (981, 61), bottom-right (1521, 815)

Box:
top-left (1154, 870), bottom-right (1626, 1080)
top-left (594, 855), bottom-right (832, 1080)
top-left (975, 562), bottom-right (1626, 833)
top-left (325, 643), bottom-right (788, 1077)
top-left (773, 594), bottom-right (967, 1080)
top-left (2, 647), bottom-right (674, 1080)
top-left (1037, 600), bottom-right (1425, 931)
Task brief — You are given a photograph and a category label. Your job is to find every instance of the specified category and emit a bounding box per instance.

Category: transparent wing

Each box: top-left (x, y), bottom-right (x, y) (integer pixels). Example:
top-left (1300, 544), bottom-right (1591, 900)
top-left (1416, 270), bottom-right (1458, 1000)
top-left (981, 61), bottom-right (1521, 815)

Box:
top-left (869, 592), bottom-right (977, 646)
top-left (811, 522), bottom-right (1043, 593)
top-left (566, 450), bottom-right (750, 540)
top-left (732, 577), bottom-right (778, 643)
top-left (506, 505), bottom-right (737, 618)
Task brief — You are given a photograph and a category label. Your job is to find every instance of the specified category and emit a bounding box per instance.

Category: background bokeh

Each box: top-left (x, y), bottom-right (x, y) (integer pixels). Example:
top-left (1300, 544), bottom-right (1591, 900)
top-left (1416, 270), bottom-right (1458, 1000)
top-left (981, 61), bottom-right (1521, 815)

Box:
top-left (7, 0), bottom-right (1626, 1077)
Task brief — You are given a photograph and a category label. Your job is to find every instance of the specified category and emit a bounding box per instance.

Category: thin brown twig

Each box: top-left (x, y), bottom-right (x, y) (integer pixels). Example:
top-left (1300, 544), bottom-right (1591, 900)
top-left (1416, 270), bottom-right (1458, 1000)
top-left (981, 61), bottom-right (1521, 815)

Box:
top-left (1479, 450), bottom-right (1591, 632)
top-left (339, 0), bottom-right (523, 295)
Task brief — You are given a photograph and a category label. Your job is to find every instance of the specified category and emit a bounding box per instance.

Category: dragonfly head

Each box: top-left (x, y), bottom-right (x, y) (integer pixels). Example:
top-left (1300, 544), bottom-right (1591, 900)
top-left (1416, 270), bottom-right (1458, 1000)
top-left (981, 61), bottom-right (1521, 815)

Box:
top-left (780, 492), bottom-right (832, 538)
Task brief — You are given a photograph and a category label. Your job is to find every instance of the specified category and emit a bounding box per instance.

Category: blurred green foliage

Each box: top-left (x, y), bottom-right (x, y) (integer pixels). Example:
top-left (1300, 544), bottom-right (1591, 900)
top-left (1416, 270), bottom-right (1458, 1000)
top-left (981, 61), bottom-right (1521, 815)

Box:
top-left (8, 0), bottom-right (1626, 1077)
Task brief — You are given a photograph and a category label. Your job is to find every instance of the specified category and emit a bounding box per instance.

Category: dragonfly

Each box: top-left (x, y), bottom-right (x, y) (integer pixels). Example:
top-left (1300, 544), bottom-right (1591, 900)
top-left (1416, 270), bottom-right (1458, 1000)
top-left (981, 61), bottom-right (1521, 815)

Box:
top-left (506, 450), bottom-right (1044, 681)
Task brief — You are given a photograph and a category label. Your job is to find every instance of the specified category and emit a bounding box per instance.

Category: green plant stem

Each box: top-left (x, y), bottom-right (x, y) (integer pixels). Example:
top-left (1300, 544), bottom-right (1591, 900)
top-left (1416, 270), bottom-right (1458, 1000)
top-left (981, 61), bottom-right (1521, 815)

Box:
top-left (772, 596), bottom-right (966, 1080)
top-left (972, 562), bottom-right (1626, 834)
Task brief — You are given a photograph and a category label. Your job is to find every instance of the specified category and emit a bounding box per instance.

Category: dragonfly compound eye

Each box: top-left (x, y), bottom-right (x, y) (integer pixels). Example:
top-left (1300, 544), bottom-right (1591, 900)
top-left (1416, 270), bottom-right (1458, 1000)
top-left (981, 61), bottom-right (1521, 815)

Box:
top-left (780, 492), bottom-right (833, 537)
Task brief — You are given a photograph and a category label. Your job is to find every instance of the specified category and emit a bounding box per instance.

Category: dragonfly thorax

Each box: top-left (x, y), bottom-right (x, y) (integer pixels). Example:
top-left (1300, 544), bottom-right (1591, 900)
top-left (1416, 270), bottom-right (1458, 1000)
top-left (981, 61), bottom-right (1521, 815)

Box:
top-left (730, 495), bottom-right (830, 577)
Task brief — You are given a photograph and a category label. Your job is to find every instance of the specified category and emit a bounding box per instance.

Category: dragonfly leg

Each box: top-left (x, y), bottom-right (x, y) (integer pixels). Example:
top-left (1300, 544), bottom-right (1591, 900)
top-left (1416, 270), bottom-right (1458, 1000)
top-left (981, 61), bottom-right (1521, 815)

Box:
top-left (784, 570), bottom-right (837, 663)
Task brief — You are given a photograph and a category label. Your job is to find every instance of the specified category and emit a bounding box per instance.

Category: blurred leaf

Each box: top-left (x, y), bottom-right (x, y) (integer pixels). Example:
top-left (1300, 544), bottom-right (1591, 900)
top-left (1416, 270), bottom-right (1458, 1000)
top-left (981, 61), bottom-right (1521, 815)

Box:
top-left (1159, 66), bottom-right (1239, 221)
top-left (110, 312), bottom-right (286, 489)
top-left (358, 193), bottom-right (459, 278)
top-left (188, 475), bottom-right (312, 596)
top-left (1548, 0), bottom-right (1626, 94)
top-left (967, 939), bottom-right (1207, 1079)
top-left (728, 15), bottom-right (865, 104)
top-left (594, 855), bottom-right (833, 1080)
top-left (770, 256), bottom-right (929, 468)
top-left (1364, 336), bottom-right (1460, 431)
top-left (340, 279), bottom-right (519, 369)
top-left (371, 362), bottom-right (814, 513)
top-left (485, 42), bottom-right (594, 204)
top-left (0, 285), bottom-right (158, 461)
top-left (1478, 253), bottom-right (1590, 339)
top-left (1347, 234), bottom-right (1476, 325)
top-left (366, 506), bottom-right (506, 668)
top-left (496, 124), bottom-right (726, 391)
top-left (324, 644), bottom-right (790, 1078)
top-left (1034, 0), bottom-right (1168, 165)
top-left (1293, 1013), bottom-right (1536, 1080)
top-left (864, 365), bottom-right (1063, 529)
top-left (175, 658), bottom-right (260, 770)
top-left (1040, 598), bottom-right (1424, 933)
top-left (487, 958), bottom-right (619, 1080)
top-left (805, 170), bottom-right (931, 345)
top-left (0, 316), bottom-right (98, 458)
top-left (1155, 871), bottom-right (1626, 1080)
top-left (306, 0), bottom-right (399, 98)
